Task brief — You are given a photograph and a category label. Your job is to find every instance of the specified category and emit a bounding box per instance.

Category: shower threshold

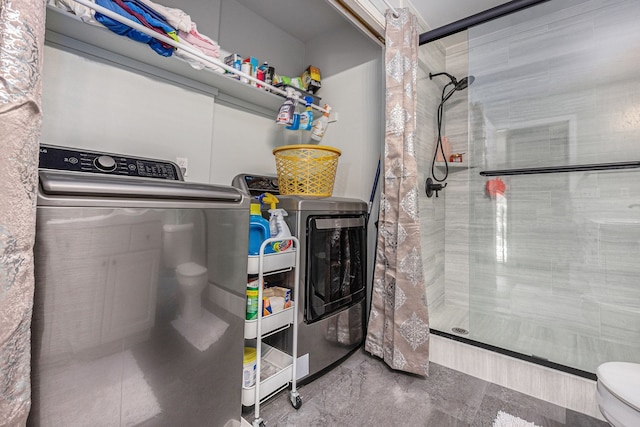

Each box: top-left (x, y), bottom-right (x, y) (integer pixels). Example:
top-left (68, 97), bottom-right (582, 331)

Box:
top-left (430, 328), bottom-right (596, 381)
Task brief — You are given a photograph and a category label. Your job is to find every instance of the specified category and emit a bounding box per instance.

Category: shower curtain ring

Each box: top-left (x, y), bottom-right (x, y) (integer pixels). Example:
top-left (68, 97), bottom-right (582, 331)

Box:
top-left (383, 0), bottom-right (400, 18)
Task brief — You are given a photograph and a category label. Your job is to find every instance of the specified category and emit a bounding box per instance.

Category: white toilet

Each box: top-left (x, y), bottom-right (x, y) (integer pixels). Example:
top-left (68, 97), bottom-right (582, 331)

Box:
top-left (163, 223), bottom-right (208, 323)
top-left (175, 261), bottom-right (208, 323)
top-left (597, 362), bottom-right (640, 427)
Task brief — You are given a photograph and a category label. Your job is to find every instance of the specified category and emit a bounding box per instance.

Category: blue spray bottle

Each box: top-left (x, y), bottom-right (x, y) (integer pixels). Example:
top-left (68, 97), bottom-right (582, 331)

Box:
top-left (299, 96), bottom-right (314, 131)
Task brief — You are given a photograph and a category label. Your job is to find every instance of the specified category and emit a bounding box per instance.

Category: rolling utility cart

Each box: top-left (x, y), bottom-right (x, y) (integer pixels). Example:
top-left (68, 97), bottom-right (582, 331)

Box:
top-left (242, 236), bottom-right (301, 427)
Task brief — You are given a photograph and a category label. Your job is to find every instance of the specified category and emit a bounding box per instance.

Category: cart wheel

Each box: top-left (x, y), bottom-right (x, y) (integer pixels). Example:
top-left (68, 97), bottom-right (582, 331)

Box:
top-left (291, 395), bottom-right (302, 410)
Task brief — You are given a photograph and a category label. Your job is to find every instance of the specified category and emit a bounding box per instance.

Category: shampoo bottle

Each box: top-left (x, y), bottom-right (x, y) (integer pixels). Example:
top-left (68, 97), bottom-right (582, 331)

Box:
top-left (311, 104), bottom-right (331, 142)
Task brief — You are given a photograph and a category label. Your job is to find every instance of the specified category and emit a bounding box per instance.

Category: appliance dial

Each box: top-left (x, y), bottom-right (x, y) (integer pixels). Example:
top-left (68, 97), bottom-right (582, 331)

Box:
top-left (94, 155), bottom-right (117, 172)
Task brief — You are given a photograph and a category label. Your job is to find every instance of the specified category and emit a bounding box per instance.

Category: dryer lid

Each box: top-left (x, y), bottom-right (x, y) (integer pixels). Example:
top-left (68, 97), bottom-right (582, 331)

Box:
top-left (597, 362), bottom-right (640, 411)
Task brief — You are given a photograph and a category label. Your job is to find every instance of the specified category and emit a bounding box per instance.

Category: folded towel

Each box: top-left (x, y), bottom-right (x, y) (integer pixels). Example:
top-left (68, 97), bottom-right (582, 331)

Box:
top-left (137, 0), bottom-right (192, 32)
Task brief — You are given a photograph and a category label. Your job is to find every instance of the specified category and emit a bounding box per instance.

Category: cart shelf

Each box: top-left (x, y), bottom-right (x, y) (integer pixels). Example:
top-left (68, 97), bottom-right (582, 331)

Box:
top-left (241, 344), bottom-right (293, 407)
top-left (247, 249), bottom-right (296, 275)
top-left (244, 303), bottom-right (295, 339)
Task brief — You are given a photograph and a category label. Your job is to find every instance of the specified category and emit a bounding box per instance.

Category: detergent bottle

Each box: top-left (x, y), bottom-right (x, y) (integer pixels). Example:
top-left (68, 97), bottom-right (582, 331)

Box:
top-left (260, 193), bottom-right (293, 252)
top-left (248, 202), bottom-right (274, 255)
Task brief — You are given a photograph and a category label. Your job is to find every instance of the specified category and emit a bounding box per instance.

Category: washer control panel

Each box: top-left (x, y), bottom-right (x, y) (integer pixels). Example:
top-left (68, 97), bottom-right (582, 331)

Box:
top-left (39, 145), bottom-right (182, 181)
top-left (232, 174), bottom-right (280, 196)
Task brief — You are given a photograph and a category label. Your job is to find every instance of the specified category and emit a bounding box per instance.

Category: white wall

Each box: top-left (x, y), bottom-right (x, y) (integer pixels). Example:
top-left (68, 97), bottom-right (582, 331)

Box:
top-left (208, 103), bottom-right (283, 185)
top-left (218, 0), bottom-right (305, 77)
top-left (41, 46), bottom-right (216, 184)
top-left (305, 24), bottom-right (384, 201)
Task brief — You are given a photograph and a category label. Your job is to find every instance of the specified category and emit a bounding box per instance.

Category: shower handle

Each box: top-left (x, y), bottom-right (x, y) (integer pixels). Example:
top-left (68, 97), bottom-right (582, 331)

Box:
top-left (426, 177), bottom-right (446, 198)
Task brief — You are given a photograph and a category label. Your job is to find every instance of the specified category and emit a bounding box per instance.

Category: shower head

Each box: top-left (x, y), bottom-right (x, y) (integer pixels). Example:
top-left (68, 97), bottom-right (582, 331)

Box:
top-left (430, 71), bottom-right (475, 92)
top-left (454, 75), bottom-right (475, 91)
top-left (438, 74), bottom-right (475, 105)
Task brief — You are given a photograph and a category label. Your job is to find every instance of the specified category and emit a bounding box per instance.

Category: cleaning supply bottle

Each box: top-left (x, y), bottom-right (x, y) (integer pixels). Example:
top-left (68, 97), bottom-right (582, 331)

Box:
top-left (248, 202), bottom-right (274, 255)
top-left (286, 92), bottom-right (302, 130)
top-left (299, 96), bottom-right (314, 131)
top-left (260, 193), bottom-right (293, 252)
top-left (311, 104), bottom-right (331, 141)
top-left (246, 280), bottom-right (259, 321)
top-left (276, 87), bottom-right (296, 126)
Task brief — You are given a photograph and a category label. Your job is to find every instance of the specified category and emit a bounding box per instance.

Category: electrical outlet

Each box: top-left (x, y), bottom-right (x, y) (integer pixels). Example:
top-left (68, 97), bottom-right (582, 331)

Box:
top-left (176, 157), bottom-right (188, 177)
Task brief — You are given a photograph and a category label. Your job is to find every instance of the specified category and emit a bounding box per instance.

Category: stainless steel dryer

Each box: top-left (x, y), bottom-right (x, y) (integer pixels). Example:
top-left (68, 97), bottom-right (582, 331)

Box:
top-left (233, 174), bottom-right (367, 383)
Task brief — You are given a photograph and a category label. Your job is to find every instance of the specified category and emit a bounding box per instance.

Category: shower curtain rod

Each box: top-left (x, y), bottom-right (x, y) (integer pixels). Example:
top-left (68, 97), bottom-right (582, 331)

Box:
top-left (419, 0), bottom-right (551, 45)
top-left (479, 161), bottom-right (640, 177)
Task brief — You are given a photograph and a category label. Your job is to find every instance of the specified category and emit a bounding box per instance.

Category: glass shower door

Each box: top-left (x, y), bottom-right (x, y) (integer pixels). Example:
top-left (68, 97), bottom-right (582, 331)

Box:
top-left (465, 0), bottom-right (640, 374)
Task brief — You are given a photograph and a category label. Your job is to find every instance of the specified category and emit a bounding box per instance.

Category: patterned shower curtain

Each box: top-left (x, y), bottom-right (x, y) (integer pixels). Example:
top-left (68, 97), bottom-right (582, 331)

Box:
top-left (364, 8), bottom-right (430, 376)
top-left (0, 0), bottom-right (46, 424)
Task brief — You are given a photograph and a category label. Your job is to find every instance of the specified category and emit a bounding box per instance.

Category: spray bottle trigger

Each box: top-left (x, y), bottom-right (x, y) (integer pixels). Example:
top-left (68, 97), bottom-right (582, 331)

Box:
top-left (260, 193), bottom-right (279, 211)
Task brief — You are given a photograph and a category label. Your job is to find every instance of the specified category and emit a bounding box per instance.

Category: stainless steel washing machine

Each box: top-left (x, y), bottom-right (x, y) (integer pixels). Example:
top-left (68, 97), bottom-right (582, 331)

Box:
top-left (233, 174), bottom-right (367, 383)
top-left (30, 145), bottom-right (250, 426)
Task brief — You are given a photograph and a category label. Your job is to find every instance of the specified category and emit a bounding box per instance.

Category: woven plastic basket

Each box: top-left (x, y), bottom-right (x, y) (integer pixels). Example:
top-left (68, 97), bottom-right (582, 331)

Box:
top-left (273, 145), bottom-right (341, 197)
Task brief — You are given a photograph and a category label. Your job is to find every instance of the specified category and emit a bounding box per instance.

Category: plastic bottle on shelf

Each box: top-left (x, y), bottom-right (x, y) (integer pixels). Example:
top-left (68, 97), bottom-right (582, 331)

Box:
top-left (243, 346), bottom-right (257, 386)
top-left (311, 104), bottom-right (331, 141)
top-left (261, 193), bottom-right (293, 252)
top-left (248, 202), bottom-right (274, 255)
top-left (276, 87), bottom-right (296, 126)
top-left (246, 279), bottom-right (259, 321)
top-left (299, 96), bottom-right (314, 131)
top-left (285, 92), bottom-right (302, 130)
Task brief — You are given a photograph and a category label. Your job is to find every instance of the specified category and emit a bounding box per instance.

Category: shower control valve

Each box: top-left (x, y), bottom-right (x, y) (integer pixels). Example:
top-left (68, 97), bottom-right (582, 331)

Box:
top-left (425, 178), bottom-right (447, 198)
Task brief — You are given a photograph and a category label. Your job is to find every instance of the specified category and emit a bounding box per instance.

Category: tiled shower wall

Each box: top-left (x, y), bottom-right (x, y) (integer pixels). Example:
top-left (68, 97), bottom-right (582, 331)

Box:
top-left (417, 40), bottom-right (446, 312)
top-left (417, 37), bottom-right (471, 321)
top-left (441, 43), bottom-right (471, 314)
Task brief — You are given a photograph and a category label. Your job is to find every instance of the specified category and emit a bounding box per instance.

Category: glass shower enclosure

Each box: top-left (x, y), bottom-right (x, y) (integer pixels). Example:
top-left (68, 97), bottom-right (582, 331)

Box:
top-left (425, 0), bottom-right (640, 375)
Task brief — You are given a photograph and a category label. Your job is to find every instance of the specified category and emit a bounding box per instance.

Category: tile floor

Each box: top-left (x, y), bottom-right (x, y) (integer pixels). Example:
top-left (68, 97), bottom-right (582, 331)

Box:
top-left (252, 347), bottom-right (610, 427)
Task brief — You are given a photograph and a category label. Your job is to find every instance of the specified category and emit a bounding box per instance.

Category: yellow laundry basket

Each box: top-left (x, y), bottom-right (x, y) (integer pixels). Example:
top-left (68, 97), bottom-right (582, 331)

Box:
top-left (273, 145), bottom-right (341, 197)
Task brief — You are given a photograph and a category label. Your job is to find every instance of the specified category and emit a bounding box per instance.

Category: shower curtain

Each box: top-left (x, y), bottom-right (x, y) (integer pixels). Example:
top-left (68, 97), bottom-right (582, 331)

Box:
top-left (0, 0), bottom-right (46, 424)
top-left (364, 8), bottom-right (430, 376)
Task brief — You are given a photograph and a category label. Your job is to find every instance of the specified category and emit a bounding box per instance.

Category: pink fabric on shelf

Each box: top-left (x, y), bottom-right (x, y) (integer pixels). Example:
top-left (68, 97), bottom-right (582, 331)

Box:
top-left (178, 25), bottom-right (219, 58)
